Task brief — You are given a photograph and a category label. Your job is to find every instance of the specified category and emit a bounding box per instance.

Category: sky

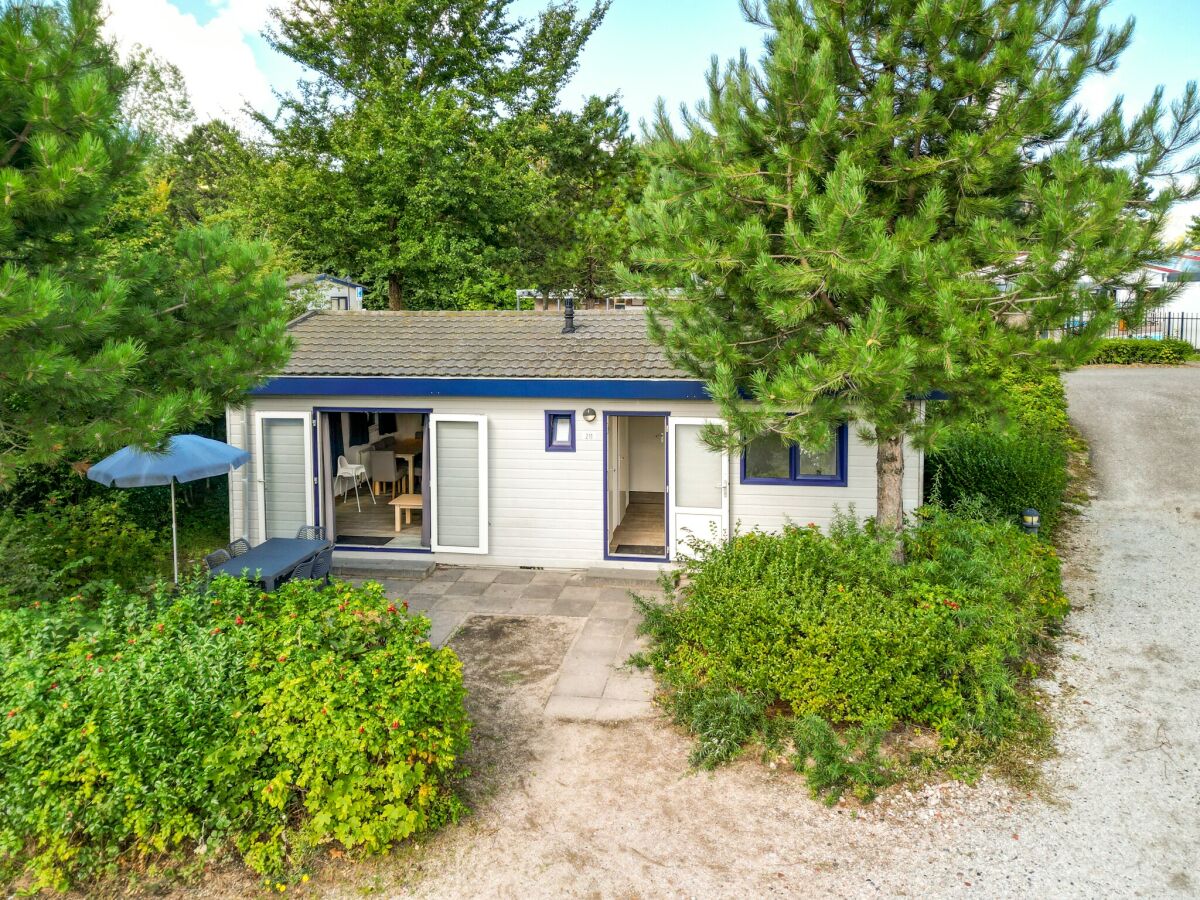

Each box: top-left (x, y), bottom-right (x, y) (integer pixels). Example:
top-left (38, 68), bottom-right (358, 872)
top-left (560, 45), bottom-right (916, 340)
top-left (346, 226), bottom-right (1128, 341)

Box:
top-left (102, 0), bottom-right (1198, 236)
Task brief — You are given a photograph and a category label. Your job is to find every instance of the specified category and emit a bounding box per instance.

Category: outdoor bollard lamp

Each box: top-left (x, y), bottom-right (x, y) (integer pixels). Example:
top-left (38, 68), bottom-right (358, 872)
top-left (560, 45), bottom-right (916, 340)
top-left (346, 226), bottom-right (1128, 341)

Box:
top-left (1021, 508), bottom-right (1040, 535)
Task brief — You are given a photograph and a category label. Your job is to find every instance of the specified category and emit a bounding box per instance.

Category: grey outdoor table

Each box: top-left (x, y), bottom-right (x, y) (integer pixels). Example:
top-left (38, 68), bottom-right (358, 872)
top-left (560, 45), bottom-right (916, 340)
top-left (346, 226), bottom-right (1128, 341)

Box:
top-left (210, 537), bottom-right (330, 591)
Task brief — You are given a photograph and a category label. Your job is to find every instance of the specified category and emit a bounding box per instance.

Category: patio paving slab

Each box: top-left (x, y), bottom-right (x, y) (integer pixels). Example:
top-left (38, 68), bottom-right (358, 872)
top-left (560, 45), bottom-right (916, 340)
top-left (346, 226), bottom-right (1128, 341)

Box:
top-left (543, 695), bottom-right (601, 719)
top-left (457, 568), bottom-right (500, 584)
top-left (333, 566), bottom-right (658, 722)
top-left (552, 671), bottom-right (610, 699)
top-left (405, 580), bottom-right (450, 597)
top-left (509, 597), bottom-right (556, 616)
top-left (529, 570), bottom-right (573, 586)
top-left (549, 596), bottom-right (596, 617)
top-left (492, 569), bottom-right (537, 585)
top-left (393, 565), bottom-right (657, 722)
top-left (482, 582), bottom-right (525, 600)
top-left (518, 582), bottom-right (566, 600)
top-left (443, 579), bottom-right (488, 597)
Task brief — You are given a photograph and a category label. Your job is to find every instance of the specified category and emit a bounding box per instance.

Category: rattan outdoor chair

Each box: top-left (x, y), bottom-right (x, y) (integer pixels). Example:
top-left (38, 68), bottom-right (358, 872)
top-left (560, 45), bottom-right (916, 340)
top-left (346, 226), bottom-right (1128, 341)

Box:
top-left (204, 548), bottom-right (231, 571)
top-left (311, 548), bottom-right (334, 585)
top-left (286, 556), bottom-right (315, 582)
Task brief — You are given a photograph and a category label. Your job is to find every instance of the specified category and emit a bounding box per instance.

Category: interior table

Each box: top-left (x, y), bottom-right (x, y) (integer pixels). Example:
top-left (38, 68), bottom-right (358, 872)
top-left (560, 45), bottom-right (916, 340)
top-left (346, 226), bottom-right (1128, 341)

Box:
top-left (210, 537), bottom-right (330, 591)
top-left (389, 493), bottom-right (422, 531)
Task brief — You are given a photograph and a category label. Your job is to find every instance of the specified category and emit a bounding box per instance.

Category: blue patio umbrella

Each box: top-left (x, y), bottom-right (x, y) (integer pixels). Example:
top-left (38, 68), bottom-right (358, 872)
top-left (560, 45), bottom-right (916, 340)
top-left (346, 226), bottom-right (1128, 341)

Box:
top-left (87, 435), bottom-right (250, 582)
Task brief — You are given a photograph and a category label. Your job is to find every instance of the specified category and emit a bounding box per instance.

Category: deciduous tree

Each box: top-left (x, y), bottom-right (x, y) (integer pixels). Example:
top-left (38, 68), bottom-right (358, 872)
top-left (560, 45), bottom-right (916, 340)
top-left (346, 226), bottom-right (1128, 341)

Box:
top-left (518, 95), bottom-right (646, 304)
top-left (257, 0), bottom-right (612, 310)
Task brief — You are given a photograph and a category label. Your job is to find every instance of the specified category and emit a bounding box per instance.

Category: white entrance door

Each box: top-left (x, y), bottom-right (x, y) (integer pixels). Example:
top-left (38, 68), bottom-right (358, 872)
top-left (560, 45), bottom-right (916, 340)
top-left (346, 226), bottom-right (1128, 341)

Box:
top-left (668, 418), bottom-right (729, 558)
top-left (255, 412), bottom-right (314, 541)
top-left (606, 414), bottom-right (629, 542)
top-left (429, 414), bottom-right (488, 554)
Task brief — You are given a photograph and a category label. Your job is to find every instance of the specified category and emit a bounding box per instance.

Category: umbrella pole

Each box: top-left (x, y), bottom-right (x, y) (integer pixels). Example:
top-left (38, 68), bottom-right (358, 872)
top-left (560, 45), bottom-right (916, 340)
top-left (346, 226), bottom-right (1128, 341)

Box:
top-left (171, 480), bottom-right (179, 584)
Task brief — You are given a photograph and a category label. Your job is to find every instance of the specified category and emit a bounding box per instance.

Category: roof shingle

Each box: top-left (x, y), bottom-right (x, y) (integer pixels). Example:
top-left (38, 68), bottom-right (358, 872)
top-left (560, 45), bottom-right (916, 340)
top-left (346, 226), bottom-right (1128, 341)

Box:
top-left (282, 310), bottom-right (690, 380)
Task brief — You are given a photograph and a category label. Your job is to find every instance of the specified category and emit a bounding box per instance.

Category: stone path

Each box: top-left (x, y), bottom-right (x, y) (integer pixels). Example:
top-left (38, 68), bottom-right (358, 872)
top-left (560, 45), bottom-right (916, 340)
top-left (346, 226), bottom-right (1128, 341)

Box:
top-left (367, 567), bottom-right (659, 721)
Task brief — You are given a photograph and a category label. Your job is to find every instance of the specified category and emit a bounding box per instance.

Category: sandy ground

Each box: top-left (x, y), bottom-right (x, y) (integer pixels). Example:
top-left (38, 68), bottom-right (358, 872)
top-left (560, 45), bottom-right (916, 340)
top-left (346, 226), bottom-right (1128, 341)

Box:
top-left (186, 366), bottom-right (1200, 899)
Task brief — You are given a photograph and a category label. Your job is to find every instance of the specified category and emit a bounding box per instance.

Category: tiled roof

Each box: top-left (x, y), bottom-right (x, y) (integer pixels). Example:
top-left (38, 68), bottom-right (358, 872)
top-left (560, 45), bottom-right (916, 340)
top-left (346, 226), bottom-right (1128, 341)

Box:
top-left (282, 310), bottom-right (691, 380)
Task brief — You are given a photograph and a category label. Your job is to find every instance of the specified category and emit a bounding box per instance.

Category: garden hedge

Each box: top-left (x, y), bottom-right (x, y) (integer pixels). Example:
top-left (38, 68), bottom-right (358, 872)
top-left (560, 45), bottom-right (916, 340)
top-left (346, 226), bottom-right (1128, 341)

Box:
top-left (1087, 337), bottom-right (1192, 365)
top-left (926, 370), bottom-right (1074, 534)
top-left (0, 576), bottom-right (469, 891)
top-left (928, 428), bottom-right (1069, 533)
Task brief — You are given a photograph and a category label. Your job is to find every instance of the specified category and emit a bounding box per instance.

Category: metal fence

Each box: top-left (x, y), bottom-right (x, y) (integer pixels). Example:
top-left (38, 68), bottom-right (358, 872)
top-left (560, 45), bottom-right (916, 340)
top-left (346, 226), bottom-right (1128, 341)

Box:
top-left (1101, 312), bottom-right (1200, 347)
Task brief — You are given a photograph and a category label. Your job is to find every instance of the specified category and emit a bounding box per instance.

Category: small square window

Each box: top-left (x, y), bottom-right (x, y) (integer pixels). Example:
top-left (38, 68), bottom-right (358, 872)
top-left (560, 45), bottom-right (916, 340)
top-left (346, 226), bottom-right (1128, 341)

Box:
top-left (545, 411), bottom-right (575, 452)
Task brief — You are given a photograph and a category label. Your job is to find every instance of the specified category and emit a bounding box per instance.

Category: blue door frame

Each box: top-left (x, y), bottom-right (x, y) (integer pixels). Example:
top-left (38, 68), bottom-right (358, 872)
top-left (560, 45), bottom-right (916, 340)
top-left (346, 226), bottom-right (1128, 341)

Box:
top-left (602, 411), bottom-right (670, 563)
top-left (312, 406), bottom-right (434, 554)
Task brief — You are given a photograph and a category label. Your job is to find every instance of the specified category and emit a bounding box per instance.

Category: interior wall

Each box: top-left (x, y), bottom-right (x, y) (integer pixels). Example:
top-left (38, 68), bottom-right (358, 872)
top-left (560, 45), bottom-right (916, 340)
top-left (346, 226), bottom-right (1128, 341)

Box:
top-left (396, 413), bottom-right (422, 440)
top-left (628, 415), bottom-right (666, 492)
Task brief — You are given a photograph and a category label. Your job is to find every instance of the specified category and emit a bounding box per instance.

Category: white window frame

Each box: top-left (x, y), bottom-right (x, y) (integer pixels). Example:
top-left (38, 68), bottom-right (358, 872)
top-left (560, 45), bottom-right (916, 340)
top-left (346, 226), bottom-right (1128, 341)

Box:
top-left (254, 411), bottom-right (314, 542)
top-left (429, 413), bottom-right (489, 554)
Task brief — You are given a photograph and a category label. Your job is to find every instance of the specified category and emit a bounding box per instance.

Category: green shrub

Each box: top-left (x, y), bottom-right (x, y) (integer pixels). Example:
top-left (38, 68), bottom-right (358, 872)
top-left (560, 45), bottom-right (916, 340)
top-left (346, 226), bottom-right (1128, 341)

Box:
top-left (671, 685), bottom-right (765, 769)
top-left (0, 576), bottom-right (469, 891)
top-left (635, 510), bottom-right (1067, 797)
top-left (926, 370), bottom-right (1074, 532)
top-left (928, 429), bottom-right (1069, 533)
top-left (992, 369), bottom-right (1076, 445)
top-left (791, 716), bottom-right (895, 804)
top-left (1087, 337), bottom-right (1192, 365)
top-left (0, 498), bottom-right (160, 602)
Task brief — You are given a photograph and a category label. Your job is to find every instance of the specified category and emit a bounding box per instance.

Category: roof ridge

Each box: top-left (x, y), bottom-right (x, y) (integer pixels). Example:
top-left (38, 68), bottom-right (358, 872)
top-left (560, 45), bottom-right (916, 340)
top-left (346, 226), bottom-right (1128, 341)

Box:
top-left (314, 308), bottom-right (571, 316)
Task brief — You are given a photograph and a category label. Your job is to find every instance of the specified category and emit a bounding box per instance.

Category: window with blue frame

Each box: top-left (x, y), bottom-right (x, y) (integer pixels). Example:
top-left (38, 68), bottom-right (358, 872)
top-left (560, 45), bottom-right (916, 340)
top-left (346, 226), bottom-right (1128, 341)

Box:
top-left (740, 423), bottom-right (847, 486)
top-left (545, 410), bottom-right (575, 451)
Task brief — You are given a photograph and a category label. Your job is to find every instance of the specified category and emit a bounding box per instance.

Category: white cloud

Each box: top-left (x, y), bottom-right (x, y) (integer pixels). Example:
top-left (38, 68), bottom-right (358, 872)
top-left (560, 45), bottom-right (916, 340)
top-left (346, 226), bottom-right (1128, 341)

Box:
top-left (102, 0), bottom-right (277, 124)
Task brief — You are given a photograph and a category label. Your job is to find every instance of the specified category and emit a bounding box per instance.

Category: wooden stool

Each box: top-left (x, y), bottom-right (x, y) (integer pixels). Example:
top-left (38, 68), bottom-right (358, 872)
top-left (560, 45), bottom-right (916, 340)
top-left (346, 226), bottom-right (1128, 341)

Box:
top-left (389, 494), bottom-right (422, 531)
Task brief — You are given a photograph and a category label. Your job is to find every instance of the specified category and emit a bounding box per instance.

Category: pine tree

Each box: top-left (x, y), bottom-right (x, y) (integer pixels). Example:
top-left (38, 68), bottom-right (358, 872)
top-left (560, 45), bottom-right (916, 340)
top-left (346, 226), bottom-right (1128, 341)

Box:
top-left (626, 0), bottom-right (1199, 554)
top-left (0, 0), bottom-right (291, 483)
top-left (257, 0), bottom-right (611, 310)
top-left (1187, 214), bottom-right (1200, 247)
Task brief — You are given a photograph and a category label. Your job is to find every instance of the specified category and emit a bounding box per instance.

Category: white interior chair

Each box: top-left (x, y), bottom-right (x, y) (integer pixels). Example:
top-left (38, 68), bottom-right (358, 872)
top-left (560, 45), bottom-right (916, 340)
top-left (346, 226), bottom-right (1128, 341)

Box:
top-left (367, 450), bottom-right (401, 498)
top-left (335, 454), bottom-right (372, 511)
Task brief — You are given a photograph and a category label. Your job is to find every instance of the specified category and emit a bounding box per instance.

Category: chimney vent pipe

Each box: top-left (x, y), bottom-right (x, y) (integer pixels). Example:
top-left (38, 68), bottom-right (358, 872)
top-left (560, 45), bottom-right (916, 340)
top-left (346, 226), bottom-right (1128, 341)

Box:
top-left (562, 296), bottom-right (576, 333)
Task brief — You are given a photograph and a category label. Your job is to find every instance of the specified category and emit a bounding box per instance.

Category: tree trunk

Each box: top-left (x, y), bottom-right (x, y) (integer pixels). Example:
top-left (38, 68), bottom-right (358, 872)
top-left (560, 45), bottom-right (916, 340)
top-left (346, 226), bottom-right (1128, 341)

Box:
top-left (388, 272), bottom-right (404, 310)
top-left (875, 430), bottom-right (905, 563)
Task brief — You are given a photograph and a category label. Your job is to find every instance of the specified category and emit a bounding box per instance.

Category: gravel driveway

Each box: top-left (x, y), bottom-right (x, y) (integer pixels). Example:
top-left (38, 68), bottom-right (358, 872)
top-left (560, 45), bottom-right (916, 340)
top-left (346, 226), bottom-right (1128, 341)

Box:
top-left (191, 366), bottom-right (1200, 899)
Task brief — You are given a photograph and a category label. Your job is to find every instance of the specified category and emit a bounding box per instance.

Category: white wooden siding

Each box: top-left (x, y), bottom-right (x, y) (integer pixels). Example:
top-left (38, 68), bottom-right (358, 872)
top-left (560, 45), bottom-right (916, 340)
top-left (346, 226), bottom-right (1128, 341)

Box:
top-left (227, 394), bottom-right (921, 569)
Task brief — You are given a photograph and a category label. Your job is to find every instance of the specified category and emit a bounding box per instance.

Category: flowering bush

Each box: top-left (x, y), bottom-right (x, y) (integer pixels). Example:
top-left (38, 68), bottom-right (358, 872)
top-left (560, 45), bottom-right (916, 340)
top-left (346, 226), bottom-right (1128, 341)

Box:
top-left (0, 576), bottom-right (469, 891)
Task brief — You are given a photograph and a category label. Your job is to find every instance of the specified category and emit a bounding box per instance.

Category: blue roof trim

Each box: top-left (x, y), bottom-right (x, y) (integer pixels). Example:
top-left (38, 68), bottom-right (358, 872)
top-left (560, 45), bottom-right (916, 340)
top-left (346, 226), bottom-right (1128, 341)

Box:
top-left (252, 376), bottom-right (712, 400)
top-left (314, 274), bottom-right (366, 289)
